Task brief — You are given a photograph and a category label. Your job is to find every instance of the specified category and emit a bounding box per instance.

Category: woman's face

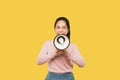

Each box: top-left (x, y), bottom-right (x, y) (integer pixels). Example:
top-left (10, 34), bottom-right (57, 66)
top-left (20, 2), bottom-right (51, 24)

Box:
top-left (55, 20), bottom-right (69, 35)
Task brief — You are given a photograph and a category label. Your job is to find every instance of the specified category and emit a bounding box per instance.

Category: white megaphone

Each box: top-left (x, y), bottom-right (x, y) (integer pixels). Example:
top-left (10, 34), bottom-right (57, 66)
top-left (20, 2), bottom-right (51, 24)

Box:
top-left (53, 34), bottom-right (70, 50)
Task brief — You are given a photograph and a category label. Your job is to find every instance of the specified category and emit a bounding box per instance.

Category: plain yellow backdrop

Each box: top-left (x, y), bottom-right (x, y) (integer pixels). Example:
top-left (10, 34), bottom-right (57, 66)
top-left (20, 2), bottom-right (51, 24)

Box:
top-left (0, 0), bottom-right (120, 80)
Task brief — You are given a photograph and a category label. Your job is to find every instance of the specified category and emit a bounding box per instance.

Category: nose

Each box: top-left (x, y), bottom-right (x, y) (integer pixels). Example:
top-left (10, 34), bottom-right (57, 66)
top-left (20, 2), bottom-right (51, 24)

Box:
top-left (59, 29), bottom-right (64, 34)
top-left (60, 29), bottom-right (63, 31)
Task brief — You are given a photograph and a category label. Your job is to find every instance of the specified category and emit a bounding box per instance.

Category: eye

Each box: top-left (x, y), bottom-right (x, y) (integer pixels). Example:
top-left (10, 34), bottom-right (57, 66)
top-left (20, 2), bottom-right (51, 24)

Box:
top-left (62, 26), bottom-right (67, 29)
top-left (56, 26), bottom-right (60, 29)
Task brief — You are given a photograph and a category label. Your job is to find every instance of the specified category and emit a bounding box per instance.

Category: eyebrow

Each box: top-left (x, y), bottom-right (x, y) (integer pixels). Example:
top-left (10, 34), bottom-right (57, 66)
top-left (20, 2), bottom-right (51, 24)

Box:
top-left (56, 26), bottom-right (67, 28)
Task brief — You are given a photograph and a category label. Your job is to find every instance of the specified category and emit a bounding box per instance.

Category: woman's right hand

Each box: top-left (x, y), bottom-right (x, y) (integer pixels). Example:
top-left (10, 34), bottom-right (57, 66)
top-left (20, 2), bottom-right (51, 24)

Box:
top-left (56, 49), bottom-right (66, 55)
top-left (50, 48), bottom-right (65, 61)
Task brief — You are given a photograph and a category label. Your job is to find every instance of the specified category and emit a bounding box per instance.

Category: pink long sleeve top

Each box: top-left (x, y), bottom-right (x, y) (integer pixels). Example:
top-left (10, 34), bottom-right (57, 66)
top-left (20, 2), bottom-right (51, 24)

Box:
top-left (36, 40), bottom-right (85, 73)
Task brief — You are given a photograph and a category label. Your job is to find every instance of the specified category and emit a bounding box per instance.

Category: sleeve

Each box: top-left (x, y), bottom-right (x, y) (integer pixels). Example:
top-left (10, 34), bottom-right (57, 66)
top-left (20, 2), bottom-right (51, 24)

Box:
top-left (67, 44), bottom-right (86, 67)
top-left (36, 41), bottom-right (56, 65)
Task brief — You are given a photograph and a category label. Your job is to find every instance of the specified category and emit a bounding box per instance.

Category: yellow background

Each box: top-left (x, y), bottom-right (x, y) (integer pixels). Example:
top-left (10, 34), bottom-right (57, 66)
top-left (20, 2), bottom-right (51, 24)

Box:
top-left (0, 0), bottom-right (120, 80)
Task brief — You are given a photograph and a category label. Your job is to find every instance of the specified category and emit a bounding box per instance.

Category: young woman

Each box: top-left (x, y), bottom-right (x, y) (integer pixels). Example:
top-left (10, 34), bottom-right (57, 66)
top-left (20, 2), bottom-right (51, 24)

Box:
top-left (36, 17), bottom-right (86, 80)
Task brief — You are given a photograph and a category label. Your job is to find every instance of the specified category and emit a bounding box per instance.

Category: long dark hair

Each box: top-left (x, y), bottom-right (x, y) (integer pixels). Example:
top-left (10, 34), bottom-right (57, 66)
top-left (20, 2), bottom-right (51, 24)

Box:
top-left (54, 17), bottom-right (70, 40)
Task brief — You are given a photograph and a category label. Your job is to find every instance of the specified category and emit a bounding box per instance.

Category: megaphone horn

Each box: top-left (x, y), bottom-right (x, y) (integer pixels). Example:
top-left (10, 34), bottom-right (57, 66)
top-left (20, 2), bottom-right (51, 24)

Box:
top-left (53, 34), bottom-right (70, 50)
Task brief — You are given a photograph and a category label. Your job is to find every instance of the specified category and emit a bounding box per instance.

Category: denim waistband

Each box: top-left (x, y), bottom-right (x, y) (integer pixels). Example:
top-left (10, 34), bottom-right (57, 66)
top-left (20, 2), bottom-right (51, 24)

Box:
top-left (48, 72), bottom-right (73, 76)
top-left (46, 72), bottom-right (74, 80)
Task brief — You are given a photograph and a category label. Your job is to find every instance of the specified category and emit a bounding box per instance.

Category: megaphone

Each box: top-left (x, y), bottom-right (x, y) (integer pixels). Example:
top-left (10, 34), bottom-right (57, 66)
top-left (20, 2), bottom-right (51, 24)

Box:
top-left (53, 34), bottom-right (70, 50)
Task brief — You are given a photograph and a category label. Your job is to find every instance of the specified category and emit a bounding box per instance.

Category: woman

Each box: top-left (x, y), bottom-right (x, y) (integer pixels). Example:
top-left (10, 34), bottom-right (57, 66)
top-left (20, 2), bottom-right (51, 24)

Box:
top-left (36, 17), bottom-right (86, 80)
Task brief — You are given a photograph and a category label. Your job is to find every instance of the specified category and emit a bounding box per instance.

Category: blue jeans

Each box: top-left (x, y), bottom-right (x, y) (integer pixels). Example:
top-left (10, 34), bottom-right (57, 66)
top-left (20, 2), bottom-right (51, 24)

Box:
top-left (45, 72), bottom-right (74, 80)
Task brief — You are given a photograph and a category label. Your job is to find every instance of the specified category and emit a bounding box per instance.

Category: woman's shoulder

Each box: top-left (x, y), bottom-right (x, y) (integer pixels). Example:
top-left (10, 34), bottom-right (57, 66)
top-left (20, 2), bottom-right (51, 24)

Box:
top-left (43, 40), bottom-right (53, 45)
top-left (70, 41), bottom-right (76, 45)
top-left (70, 41), bottom-right (78, 48)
